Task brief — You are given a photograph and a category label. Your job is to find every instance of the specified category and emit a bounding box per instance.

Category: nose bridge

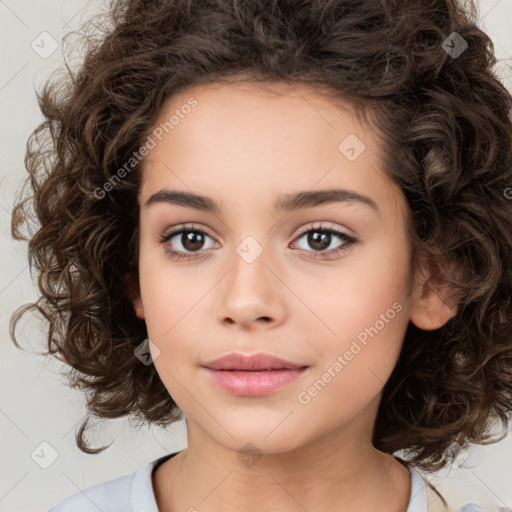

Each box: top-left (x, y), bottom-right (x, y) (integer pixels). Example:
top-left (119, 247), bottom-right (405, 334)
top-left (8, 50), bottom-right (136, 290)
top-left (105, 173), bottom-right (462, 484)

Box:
top-left (218, 232), bottom-right (286, 327)
top-left (230, 233), bottom-right (273, 298)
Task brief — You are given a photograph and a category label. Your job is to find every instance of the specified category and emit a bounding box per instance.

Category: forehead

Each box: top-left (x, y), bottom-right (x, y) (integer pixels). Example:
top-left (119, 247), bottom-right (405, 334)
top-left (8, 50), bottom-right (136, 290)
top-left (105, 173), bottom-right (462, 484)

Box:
top-left (152, 80), bottom-right (362, 140)
top-left (138, 80), bottom-right (406, 221)
top-left (142, 80), bottom-right (375, 177)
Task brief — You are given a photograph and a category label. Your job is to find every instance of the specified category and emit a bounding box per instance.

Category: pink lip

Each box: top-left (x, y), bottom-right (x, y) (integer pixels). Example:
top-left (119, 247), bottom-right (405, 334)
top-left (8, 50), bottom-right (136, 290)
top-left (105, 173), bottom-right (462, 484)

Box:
top-left (202, 352), bottom-right (309, 396)
top-left (205, 368), bottom-right (308, 396)
top-left (203, 352), bottom-right (306, 371)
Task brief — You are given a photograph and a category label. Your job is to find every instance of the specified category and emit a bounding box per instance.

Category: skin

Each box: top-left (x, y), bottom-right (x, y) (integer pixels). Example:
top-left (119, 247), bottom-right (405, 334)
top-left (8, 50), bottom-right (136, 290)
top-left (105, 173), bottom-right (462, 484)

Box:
top-left (131, 81), bottom-right (457, 512)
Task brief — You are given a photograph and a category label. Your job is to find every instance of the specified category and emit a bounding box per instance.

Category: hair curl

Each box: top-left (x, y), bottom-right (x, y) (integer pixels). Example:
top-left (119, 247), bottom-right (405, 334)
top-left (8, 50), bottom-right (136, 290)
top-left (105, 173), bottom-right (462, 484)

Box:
top-left (10, 0), bottom-right (512, 474)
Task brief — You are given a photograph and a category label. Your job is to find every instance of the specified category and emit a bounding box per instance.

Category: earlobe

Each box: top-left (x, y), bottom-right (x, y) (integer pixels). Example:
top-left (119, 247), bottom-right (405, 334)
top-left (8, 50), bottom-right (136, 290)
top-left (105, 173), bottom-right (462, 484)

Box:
top-left (124, 274), bottom-right (145, 320)
top-left (410, 282), bottom-right (457, 331)
top-left (132, 294), bottom-right (145, 320)
top-left (409, 255), bottom-right (459, 331)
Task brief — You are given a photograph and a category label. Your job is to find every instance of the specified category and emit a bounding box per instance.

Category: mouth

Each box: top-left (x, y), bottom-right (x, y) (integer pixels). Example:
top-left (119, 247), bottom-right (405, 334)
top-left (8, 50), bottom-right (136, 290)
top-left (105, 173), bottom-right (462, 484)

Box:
top-left (202, 352), bottom-right (307, 371)
top-left (203, 367), bottom-right (309, 396)
top-left (202, 352), bottom-right (309, 396)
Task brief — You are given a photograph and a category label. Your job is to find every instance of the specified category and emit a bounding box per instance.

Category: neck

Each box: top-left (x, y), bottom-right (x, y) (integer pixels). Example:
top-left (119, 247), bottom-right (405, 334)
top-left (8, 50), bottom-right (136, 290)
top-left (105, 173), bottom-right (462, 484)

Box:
top-left (153, 418), bottom-right (411, 512)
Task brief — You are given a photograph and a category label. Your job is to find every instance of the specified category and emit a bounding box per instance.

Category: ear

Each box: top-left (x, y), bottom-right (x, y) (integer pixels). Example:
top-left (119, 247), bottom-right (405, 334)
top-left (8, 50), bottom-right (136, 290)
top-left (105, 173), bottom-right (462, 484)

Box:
top-left (132, 293), bottom-right (145, 320)
top-left (124, 274), bottom-right (145, 320)
top-left (409, 252), bottom-right (459, 331)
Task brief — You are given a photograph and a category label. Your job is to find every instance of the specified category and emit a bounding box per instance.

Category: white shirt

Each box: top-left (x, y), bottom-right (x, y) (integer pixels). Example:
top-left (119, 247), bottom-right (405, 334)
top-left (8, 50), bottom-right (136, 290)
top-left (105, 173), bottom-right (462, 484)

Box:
top-left (47, 452), bottom-right (429, 511)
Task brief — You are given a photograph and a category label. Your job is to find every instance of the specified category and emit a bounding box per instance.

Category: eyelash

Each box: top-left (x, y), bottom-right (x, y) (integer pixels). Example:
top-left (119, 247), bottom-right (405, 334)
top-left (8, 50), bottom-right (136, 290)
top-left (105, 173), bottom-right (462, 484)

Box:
top-left (158, 223), bottom-right (358, 262)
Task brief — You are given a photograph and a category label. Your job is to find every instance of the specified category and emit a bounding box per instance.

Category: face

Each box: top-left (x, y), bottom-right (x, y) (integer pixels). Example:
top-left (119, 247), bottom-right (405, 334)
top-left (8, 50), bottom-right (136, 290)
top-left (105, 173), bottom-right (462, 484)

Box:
top-left (132, 81), bottom-right (432, 455)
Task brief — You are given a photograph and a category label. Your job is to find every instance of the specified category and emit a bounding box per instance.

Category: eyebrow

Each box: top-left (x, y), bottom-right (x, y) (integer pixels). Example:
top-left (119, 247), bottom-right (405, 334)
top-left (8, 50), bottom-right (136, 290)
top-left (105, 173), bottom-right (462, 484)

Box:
top-left (144, 188), bottom-right (380, 215)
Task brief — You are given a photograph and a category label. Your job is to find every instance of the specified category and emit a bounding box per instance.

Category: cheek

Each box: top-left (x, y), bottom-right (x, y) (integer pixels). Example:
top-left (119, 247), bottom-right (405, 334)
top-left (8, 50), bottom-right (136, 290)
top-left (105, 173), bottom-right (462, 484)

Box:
top-left (296, 238), bottom-right (410, 337)
top-left (295, 273), bottom-right (410, 433)
top-left (137, 237), bottom-right (211, 338)
top-left (294, 238), bottom-right (411, 393)
top-left (142, 279), bottom-right (205, 344)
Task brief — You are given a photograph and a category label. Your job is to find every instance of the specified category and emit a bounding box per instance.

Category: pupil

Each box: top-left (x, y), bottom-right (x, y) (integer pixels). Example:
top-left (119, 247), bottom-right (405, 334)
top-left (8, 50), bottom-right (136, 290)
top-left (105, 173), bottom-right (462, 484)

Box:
top-left (309, 231), bottom-right (330, 251)
top-left (183, 231), bottom-right (204, 251)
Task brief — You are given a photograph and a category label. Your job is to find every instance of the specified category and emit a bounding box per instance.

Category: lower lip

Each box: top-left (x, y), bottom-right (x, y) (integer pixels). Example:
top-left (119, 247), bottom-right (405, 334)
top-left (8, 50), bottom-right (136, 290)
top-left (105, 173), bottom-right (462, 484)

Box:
top-left (204, 367), bottom-right (308, 396)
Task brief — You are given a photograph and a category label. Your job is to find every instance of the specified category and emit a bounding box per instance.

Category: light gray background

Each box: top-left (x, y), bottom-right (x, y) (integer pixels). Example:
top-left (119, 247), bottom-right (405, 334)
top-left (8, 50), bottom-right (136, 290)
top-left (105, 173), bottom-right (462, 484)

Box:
top-left (1, 1), bottom-right (511, 511)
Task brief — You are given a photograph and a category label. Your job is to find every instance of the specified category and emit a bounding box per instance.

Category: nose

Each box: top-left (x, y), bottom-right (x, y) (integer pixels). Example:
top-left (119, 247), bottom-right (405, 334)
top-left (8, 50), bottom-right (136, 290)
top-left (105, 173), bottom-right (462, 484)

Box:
top-left (217, 246), bottom-right (287, 330)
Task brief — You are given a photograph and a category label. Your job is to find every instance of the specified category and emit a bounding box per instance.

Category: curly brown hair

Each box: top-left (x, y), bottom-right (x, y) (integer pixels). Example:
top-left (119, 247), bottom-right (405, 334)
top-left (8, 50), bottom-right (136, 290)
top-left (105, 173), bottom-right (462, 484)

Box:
top-left (10, 0), bottom-right (512, 473)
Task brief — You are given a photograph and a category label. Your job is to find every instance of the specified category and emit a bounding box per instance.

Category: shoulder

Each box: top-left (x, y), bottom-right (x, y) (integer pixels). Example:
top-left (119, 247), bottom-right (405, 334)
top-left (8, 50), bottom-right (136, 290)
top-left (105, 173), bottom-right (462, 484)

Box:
top-left (46, 454), bottom-right (174, 512)
top-left (413, 465), bottom-right (504, 512)
top-left (47, 471), bottom-right (133, 512)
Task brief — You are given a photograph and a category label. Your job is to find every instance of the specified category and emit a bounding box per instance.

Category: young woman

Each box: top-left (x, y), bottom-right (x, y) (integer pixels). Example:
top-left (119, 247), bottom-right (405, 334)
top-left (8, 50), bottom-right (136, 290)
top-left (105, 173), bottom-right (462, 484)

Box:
top-left (11, 0), bottom-right (512, 510)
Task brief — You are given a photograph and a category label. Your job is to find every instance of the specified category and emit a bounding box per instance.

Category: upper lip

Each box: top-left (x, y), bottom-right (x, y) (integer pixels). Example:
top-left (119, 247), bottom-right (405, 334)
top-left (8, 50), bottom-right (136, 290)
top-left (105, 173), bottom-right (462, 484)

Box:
top-left (202, 352), bottom-right (308, 371)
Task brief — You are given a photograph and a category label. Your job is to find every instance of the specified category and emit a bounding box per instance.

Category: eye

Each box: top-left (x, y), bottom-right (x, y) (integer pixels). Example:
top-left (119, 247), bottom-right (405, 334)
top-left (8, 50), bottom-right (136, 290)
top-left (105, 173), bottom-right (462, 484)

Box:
top-left (159, 223), bottom-right (358, 262)
top-left (159, 223), bottom-right (218, 261)
top-left (291, 224), bottom-right (358, 260)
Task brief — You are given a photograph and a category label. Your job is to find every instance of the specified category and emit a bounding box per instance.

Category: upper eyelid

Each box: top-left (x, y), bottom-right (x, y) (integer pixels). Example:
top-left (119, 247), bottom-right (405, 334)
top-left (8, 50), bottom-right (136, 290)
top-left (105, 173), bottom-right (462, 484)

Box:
top-left (294, 223), bottom-right (351, 237)
top-left (162, 223), bottom-right (215, 239)
top-left (161, 222), bottom-right (354, 243)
